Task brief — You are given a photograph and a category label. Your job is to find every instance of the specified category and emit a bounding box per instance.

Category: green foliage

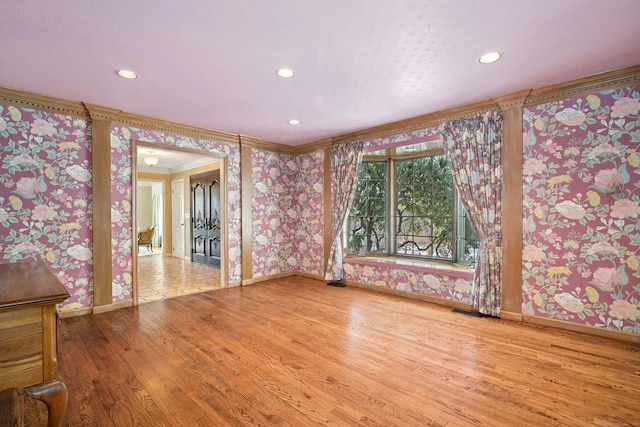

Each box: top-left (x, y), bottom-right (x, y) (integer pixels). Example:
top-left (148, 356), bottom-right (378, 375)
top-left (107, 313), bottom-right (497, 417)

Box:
top-left (348, 161), bottom-right (387, 253)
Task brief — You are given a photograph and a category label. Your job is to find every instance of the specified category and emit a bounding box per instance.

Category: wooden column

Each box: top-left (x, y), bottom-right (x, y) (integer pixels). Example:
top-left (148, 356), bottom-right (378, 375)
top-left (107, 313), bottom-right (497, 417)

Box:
top-left (84, 104), bottom-right (121, 309)
top-left (90, 118), bottom-right (113, 308)
top-left (494, 90), bottom-right (531, 321)
top-left (240, 140), bottom-right (253, 283)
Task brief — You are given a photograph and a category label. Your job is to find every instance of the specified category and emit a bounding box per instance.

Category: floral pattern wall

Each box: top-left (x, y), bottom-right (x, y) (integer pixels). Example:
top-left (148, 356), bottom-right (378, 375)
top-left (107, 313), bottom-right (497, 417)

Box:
top-left (251, 149), bottom-right (324, 278)
top-left (110, 126), bottom-right (242, 301)
top-left (522, 85), bottom-right (640, 335)
top-left (0, 103), bottom-right (93, 312)
top-left (343, 261), bottom-right (473, 304)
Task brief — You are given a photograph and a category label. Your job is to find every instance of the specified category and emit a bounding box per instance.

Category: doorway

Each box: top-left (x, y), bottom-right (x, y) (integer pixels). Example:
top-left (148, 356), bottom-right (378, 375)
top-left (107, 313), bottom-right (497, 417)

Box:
top-left (133, 142), bottom-right (227, 305)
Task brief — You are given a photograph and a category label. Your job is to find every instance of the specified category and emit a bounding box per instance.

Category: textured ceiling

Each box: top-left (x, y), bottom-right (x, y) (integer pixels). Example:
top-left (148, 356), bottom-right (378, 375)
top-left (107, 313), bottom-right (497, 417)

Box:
top-left (1, 0), bottom-right (639, 146)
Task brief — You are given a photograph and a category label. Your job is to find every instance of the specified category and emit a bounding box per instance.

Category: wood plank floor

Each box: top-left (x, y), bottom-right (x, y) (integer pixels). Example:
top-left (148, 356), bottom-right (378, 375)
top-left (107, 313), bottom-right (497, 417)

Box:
top-left (57, 277), bottom-right (640, 426)
top-left (137, 255), bottom-right (221, 304)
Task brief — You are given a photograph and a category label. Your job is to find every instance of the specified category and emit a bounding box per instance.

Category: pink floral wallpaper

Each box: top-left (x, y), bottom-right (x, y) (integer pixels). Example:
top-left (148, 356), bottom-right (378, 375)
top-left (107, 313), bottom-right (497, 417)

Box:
top-left (523, 86), bottom-right (640, 334)
top-left (251, 149), bottom-right (324, 277)
top-left (110, 126), bottom-right (242, 301)
top-left (0, 103), bottom-right (93, 312)
top-left (343, 259), bottom-right (473, 304)
top-left (366, 126), bottom-right (441, 149)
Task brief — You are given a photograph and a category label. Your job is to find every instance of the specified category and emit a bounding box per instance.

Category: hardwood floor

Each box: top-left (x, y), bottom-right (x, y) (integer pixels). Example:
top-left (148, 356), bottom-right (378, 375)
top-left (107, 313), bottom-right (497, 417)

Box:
top-left (57, 277), bottom-right (640, 426)
top-left (137, 254), bottom-right (221, 304)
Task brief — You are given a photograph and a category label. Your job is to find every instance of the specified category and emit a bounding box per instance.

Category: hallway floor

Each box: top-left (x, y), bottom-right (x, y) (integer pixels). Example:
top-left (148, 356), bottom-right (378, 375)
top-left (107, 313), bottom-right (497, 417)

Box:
top-left (137, 255), bottom-right (222, 304)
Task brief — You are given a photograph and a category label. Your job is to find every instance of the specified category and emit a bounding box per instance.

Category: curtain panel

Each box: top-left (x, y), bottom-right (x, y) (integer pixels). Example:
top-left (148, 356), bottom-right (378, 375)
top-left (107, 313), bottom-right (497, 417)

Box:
top-left (325, 141), bottom-right (364, 281)
top-left (440, 110), bottom-right (504, 316)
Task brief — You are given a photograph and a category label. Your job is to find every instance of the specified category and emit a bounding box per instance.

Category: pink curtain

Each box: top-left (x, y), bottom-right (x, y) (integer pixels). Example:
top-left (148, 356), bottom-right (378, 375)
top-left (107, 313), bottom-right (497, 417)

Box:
top-left (325, 141), bottom-right (364, 281)
top-left (440, 110), bottom-right (503, 316)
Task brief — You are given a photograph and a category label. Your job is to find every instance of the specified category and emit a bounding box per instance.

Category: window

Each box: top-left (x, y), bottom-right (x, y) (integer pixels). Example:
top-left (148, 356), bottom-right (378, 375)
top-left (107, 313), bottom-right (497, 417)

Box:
top-left (346, 141), bottom-right (478, 266)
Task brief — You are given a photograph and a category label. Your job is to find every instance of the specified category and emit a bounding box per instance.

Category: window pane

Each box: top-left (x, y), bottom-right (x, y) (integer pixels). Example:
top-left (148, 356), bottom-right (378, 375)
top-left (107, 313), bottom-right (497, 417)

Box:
top-left (395, 155), bottom-right (453, 259)
top-left (395, 139), bottom-right (444, 154)
top-left (347, 161), bottom-right (387, 254)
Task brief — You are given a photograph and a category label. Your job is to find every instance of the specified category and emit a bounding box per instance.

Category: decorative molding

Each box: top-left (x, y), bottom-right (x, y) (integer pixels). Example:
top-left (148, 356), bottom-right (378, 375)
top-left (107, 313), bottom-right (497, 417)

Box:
top-left (525, 64), bottom-right (640, 107)
top-left (332, 99), bottom-right (499, 145)
top-left (239, 135), bottom-right (294, 154)
top-left (523, 315), bottom-right (639, 344)
top-left (114, 110), bottom-right (241, 145)
top-left (0, 86), bottom-right (88, 117)
top-left (493, 89), bottom-right (532, 111)
top-left (293, 137), bottom-right (333, 155)
top-left (83, 103), bottom-right (122, 121)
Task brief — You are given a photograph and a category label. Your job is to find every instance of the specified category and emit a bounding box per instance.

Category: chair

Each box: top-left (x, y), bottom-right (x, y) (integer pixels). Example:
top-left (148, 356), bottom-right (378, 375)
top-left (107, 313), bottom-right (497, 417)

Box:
top-left (137, 226), bottom-right (155, 252)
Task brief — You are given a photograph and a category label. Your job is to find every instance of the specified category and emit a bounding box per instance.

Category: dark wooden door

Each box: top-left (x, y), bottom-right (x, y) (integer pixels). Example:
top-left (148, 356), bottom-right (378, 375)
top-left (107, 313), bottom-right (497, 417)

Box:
top-left (190, 171), bottom-right (221, 267)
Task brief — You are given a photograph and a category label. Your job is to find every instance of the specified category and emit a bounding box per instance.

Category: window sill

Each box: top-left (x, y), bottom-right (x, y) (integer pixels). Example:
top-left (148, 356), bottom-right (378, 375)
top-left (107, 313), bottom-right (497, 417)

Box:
top-left (344, 255), bottom-right (474, 279)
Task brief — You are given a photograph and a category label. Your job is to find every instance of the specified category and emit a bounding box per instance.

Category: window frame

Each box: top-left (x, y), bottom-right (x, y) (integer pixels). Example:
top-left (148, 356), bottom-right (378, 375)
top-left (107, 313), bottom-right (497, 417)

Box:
top-left (346, 142), bottom-right (477, 267)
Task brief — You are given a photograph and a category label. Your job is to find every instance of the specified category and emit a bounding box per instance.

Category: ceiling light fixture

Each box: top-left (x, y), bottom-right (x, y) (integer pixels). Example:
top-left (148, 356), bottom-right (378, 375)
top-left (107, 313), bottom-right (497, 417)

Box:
top-left (117, 69), bottom-right (139, 79)
top-left (277, 68), bottom-right (295, 78)
top-left (143, 151), bottom-right (159, 166)
top-left (479, 52), bottom-right (501, 64)
top-left (288, 119), bottom-right (300, 125)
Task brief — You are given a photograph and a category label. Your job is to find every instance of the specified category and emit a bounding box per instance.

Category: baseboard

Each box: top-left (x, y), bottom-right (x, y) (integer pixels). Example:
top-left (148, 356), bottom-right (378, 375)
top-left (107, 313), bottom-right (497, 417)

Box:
top-left (228, 280), bottom-right (242, 288)
top-left (343, 279), bottom-right (474, 311)
top-left (292, 271), bottom-right (324, 281)
top-left (522, 314), bottom-right (639, 344)
top-left (58, 307), bottom-right (93, 319)
top-left (500, 311), bottom-right (523, 322)
top-left (242, 272), bottom-right (292, 286)
top-left (243, 271), bottom-right (324, 286)
top-left (92, 299), bottom-right (133, 315)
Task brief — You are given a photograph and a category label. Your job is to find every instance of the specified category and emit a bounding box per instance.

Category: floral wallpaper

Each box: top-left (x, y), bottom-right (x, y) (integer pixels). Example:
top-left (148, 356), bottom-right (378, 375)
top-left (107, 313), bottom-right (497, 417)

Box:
top-left (110, 126), bottom-right (242, 301)
top-left (343, 260), bottom-right (473, 304)
top-left (523, 85), bottom-right (640, 334)
top-left (366, 126), bottom-right (441, 150)
top-left (0, 103), bottom-right (93, 312)
top-left (251, 149), bottom-right (324, 277)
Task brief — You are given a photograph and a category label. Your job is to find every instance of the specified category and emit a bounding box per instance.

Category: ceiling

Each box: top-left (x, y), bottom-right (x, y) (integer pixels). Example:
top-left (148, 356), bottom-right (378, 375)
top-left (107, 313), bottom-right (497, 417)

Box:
top-left (1, 1), bottom-right (639, 147)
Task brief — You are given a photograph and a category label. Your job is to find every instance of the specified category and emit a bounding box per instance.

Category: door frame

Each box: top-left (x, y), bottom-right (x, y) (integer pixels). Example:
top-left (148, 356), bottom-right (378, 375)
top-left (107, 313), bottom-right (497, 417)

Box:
top-left (171, 178), bottom-right (185, 259)
top-left (132, 140), bottom-right (228, 306)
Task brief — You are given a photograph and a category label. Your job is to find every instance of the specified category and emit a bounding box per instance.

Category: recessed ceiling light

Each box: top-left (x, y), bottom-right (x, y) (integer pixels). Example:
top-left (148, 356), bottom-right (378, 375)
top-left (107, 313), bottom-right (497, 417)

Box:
top-left (288, 119), bottom-right (300, 125)
top-left (277, 68), bottom-right (295, 78)
top-left (117, 69), bottom-right (139, 79)
top-left (479, 52), bottom-right (501, 64)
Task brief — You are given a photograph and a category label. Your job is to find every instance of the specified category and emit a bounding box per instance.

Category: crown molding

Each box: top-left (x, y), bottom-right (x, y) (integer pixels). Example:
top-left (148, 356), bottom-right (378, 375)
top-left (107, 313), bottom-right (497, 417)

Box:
top-left (293, 137), bottom-right (332, 155)
top-left (83, 103), bottom-right (122, 121)
top-left (332, 99), bottom-right (499, 146)
top-left (0, 86), bottom-right (88, 117)
top-left (111, 108), bottom-right (240, 146)
top-left (493, 89), bottom-right (532, 111)
top-left (239, 135), bottom-right (294, 154)
top-left (525, 64), bottom-right (640, 107)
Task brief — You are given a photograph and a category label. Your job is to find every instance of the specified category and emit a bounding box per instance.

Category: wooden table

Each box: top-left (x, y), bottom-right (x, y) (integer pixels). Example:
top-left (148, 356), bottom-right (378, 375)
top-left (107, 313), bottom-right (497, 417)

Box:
top-left (0, 261), bottom-right (70, 427)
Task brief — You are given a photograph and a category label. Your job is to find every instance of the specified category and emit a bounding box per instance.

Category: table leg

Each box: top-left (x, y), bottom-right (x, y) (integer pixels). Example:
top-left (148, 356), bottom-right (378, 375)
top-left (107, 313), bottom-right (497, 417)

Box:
top-left (25, 379), bottom-right (67, 427)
